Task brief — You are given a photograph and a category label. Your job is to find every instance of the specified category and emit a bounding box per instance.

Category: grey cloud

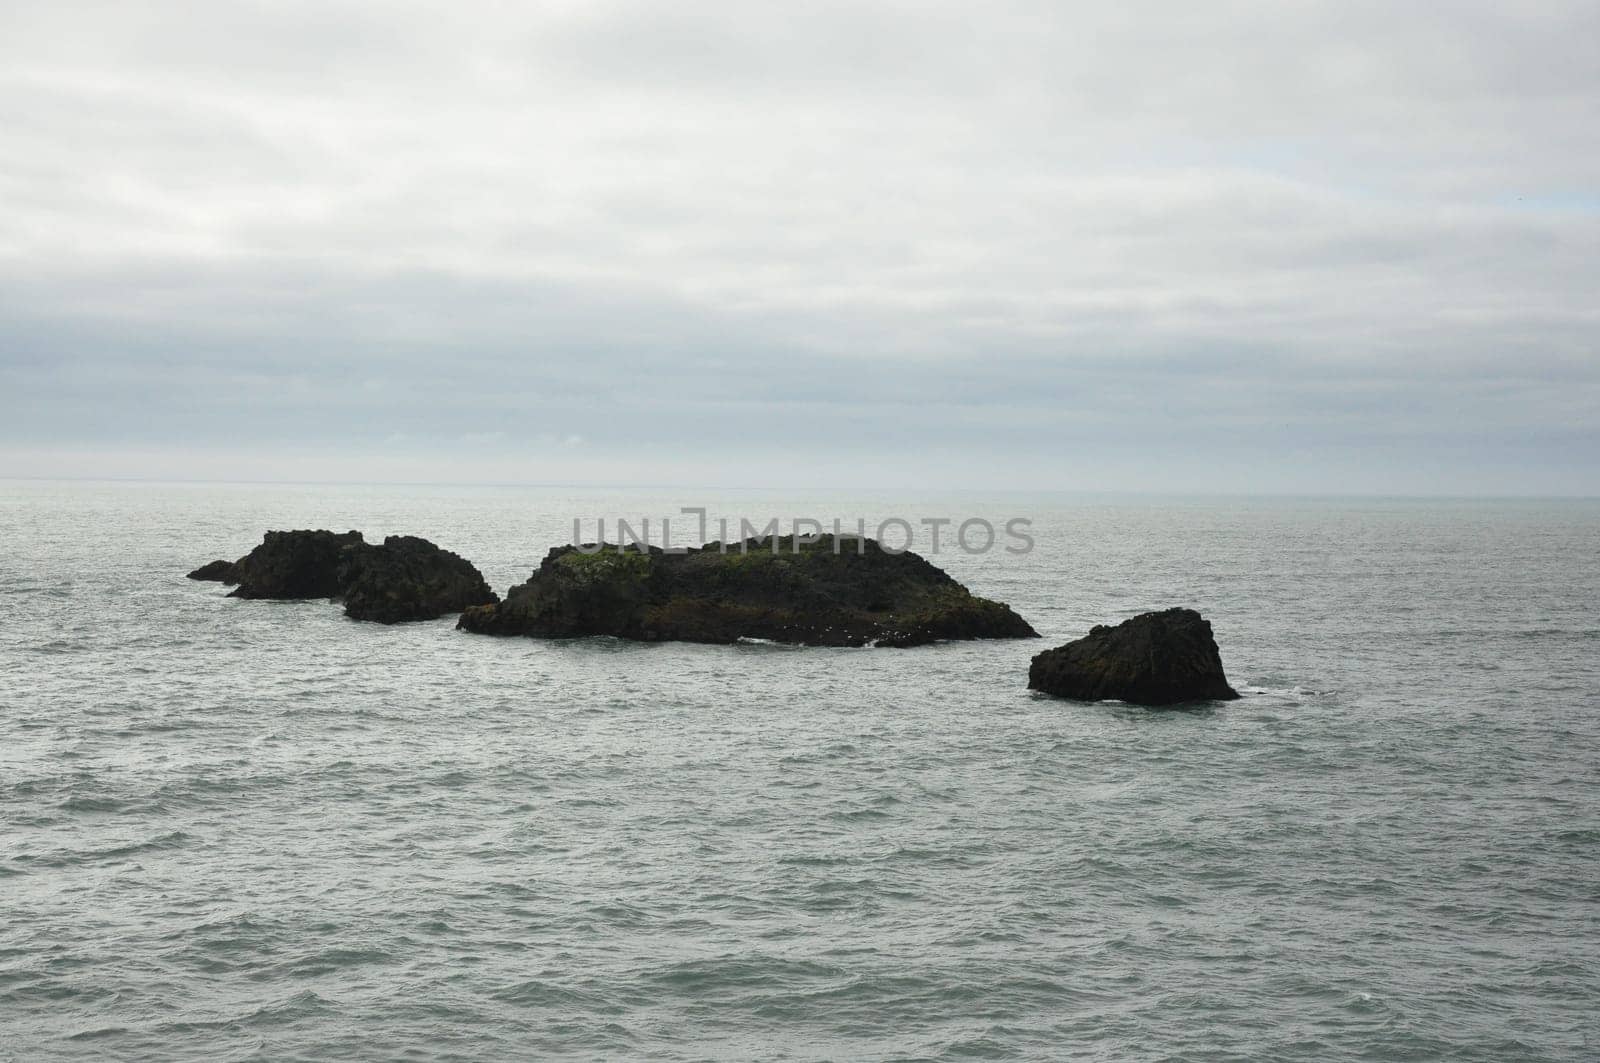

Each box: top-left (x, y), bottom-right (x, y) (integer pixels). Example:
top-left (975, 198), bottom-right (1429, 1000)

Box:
top-left (0, 0), bottom-right (1596, 492)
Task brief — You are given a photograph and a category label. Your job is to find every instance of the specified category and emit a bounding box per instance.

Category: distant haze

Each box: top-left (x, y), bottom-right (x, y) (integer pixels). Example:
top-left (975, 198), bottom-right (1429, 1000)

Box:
top-left (2, 1), bottom-right (1596, 493)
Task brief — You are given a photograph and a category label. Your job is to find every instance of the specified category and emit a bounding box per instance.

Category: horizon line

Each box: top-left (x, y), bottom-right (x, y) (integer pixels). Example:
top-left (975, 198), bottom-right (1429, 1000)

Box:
top-left (1, 474), bottom-right (1596, 502)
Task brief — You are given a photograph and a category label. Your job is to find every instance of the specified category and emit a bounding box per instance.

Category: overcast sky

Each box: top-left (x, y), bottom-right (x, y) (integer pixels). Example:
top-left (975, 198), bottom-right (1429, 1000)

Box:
top-left (2, 0), bottom-right (1596, 492)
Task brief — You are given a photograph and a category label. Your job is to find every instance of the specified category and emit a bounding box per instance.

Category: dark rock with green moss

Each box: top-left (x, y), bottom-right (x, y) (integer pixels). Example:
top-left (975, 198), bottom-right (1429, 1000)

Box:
top-left (1028, 608), bottom-right (1240, 705)
top-left (456, 534), bottom-right (1038, 647)
top-left (194, 529), bottom-right (497, 623)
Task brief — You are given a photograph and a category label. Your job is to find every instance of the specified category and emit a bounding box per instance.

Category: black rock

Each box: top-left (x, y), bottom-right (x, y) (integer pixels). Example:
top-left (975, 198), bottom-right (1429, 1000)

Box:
top-left (186, 559), bottom-right (239, 583)
top-left (457, 534), bottom-right (1038, 648)
top-left (1028, 607), bottom-right (1240, 706)
top-left (338, 535), bottom-right (499, 624)
top-left (228, 530), bottom-right (365, 600)
top-left (198, 529), bottom-right (497, 624)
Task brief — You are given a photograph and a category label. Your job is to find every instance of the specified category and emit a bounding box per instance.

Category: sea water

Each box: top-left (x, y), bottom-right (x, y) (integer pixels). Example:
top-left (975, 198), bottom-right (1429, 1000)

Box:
top-left (1, 481), bottom-right (1596, 1060)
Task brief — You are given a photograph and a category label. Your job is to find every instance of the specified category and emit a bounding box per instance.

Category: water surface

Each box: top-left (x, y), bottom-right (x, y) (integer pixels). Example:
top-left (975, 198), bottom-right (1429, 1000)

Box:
top-left (2, 482), bottom-right (1596, 1060)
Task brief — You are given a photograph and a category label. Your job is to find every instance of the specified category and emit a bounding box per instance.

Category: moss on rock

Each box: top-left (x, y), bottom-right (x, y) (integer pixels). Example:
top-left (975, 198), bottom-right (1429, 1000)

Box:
top-left (458, 535), bottom-right (1037, 648)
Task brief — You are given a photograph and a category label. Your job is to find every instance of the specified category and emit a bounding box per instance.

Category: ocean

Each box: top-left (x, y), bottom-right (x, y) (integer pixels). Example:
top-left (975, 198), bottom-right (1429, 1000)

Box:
top-left (2, 481), bottom-right (1596, 1061)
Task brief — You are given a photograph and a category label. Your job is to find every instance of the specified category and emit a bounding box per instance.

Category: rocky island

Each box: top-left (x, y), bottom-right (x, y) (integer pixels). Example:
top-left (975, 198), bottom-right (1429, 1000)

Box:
top-left (1028, 607), bottom-right (1240, 705)
top-left (458, 534), bottom-right (1038, 647)
top-left (188, 529), bottom-right (497, 623)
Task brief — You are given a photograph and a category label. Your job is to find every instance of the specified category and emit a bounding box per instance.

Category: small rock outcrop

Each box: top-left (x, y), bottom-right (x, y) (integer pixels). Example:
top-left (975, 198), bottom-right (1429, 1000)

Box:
top-left (193, 529), bottom-right (497, 623)
top-left (338, 535), bottom-right (499, 624)
top-left (228, 530), bottom-right (365, 600)
top-left (458, 535), bottom-right (1038, 648)
top-left (1028, 608), bottom-right (1240, 705)
top-left (186, 559), bottom-right (238, 583)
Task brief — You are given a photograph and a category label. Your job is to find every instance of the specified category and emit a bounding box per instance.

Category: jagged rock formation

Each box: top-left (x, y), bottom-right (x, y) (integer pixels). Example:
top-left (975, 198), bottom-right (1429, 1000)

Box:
top-left (1028, 607), bottom-right (1240, 706)
top-left (338, 535), bottom-right (499, 624)
top-left (457, 534), bottom-right (1037, 648)
top-left (228, 530), bottom-right (365, 600)
top-left (190, 529), bottom-right (496, 623)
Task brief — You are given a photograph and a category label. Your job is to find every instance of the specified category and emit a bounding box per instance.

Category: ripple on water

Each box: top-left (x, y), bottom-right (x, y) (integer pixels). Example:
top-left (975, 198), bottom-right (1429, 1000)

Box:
top-left (4, 488), bottom-right (1599, 1061)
